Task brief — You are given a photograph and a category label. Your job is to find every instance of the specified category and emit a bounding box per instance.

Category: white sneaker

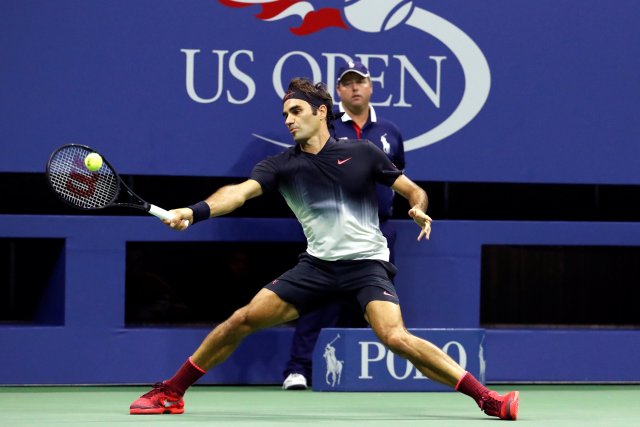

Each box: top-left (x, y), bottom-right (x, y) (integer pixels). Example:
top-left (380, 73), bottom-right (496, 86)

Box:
top-left (282, 373), bottom-right (308, 390)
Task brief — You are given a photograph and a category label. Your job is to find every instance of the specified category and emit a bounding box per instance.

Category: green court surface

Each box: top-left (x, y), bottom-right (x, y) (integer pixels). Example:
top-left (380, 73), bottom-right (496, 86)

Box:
top-left (0, 385), bottom-right (638, 426)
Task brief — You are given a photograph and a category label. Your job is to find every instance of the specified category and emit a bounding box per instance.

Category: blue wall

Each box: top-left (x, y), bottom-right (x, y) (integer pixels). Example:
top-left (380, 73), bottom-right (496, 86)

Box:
top-left (1, 0), bottom-right (640, 183)
top-left (2, 1), bottom-right (640, 384)
top-left (1, 215), bottom-right (639, 384)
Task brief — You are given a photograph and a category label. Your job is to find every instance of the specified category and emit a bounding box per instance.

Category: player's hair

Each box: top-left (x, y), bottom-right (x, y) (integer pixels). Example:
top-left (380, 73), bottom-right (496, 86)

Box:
top-left (287, 77), bottom-right (333, 112)
top-left (285, 78), bottom-right (339, 128)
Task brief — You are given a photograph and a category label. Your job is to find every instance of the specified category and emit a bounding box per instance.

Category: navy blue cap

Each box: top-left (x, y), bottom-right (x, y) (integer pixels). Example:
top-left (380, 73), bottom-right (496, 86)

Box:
top-left (336, 61), bottom-right (370, 82)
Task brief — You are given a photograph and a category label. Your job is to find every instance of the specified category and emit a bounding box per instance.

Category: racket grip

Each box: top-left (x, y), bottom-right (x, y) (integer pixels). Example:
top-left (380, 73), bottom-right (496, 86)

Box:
top-left (148, 204), bottom-right (176, 221)
top-left (149, 204), bottom-right (190, 227)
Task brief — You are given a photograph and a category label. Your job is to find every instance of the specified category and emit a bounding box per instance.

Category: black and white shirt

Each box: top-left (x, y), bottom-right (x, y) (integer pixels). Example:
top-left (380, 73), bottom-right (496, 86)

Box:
top-left (251, 138), bottom-right (402, 261)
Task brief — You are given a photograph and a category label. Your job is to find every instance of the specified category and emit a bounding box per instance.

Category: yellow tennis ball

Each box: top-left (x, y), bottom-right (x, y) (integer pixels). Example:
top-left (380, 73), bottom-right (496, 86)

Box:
top-left (84, 152), bottom-right (103, 171)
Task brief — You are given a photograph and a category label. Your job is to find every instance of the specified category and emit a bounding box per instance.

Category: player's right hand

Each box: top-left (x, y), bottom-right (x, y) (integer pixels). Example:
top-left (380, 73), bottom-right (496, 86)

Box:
top-left (166, 208), bottom-right (192, 231)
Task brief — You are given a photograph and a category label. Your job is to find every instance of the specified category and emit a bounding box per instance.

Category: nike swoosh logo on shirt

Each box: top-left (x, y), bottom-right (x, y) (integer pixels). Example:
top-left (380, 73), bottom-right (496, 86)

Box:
top-left (337, 157), bottom-right (352, 165)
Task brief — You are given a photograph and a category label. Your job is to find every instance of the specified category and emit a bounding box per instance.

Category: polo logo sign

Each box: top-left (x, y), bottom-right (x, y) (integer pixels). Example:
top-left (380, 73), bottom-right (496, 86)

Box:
top-left (313, 328), bottom-right (486, 392)
top-left (323, 334), bottom-right (344, 387)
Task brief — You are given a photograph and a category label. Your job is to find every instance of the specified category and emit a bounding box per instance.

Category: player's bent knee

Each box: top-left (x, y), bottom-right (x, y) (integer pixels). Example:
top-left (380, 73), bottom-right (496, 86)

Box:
top-left (225, 307), bottom-right (258, 335)
top-left (229, 304), bottom-right (275, 335)
top-left (379, 330), bottom-right (412, 356)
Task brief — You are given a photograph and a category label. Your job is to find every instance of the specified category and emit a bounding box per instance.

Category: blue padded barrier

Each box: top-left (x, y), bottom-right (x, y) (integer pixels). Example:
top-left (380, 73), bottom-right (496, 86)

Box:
top-left (1, 215), bottom-right (639, 384)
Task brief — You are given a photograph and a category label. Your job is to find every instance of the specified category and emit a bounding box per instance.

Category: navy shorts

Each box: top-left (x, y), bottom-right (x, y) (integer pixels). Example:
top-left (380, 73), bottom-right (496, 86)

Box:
top-left (264, 253), bottom-right (399, 316)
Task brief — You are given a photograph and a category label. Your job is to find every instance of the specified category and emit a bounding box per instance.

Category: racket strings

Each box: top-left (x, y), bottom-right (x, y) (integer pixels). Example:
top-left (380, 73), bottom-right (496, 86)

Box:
top-left (48, 146), bottom-right (119, 209)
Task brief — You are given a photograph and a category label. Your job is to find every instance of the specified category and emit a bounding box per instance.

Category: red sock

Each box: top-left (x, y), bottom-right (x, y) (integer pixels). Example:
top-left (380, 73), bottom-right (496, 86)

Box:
top-left (165, 357), bottom-right (206, 396)
top-left (455, 372), bottom-right (489, 405)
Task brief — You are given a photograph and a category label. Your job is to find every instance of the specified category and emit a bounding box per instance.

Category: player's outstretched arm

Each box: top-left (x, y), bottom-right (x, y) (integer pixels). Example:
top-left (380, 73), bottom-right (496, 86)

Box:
top-left (203, 179), bottom-right (263, 217)
top-left (167, 179), bottom-right (263, 230)
top-left (391, 175), bottom-right (432, 241)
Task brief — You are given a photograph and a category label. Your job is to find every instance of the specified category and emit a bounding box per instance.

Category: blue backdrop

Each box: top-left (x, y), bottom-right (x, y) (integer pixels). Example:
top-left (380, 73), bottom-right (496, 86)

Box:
top-left (2, 0), bottom-right (639, 184)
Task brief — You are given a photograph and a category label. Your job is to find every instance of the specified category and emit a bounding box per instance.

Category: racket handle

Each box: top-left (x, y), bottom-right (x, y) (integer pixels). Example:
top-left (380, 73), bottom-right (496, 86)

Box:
top-left (149, 204), bottom-right (190, 227)
top-left (148, 204), bottom-right (174, 221)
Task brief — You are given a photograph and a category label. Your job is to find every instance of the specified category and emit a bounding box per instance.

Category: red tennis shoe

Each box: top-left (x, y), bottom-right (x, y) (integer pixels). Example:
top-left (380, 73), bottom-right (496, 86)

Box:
top-left (480, 390), bottom-right (519, 420)
top-left (130, 382), bottom-right (184, 415)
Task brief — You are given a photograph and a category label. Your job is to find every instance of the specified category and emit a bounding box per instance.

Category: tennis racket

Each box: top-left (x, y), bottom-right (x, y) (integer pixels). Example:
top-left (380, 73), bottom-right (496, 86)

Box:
top-left (46, 144), bottom-right (178, 222)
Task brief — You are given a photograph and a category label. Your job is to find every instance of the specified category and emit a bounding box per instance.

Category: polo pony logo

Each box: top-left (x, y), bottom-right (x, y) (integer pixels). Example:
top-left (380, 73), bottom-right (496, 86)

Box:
top-left (219, 0), bottom-right (491, 150)
top-left (380, 133), bottom-right (390, 154)
top-left (323, 334), bottom-right (344, 387)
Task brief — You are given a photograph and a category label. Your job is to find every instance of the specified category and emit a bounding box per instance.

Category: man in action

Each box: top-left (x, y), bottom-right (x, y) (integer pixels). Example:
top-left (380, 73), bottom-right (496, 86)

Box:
top-left (282, 61), bottom-right (406, 391)
top-left (129, 77), bottom-right (519, 421)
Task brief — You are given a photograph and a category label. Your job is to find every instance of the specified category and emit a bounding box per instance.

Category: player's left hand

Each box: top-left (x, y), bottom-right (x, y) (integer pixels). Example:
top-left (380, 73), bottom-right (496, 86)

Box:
top-left (408, 208), bottom-right (432, 241)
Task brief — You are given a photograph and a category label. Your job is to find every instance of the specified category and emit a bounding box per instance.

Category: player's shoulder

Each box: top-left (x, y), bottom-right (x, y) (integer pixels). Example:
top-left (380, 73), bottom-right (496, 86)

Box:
top-left (332, 137), bottom-right (376, 151)
top-left (255, 145), bottom-right (297, 168)
top-left (266, 145), bottom-right (298, 159)
top-left (332, 137), bottom-right (359, 145)
top-left (331, 138), bottom-right (383, 161)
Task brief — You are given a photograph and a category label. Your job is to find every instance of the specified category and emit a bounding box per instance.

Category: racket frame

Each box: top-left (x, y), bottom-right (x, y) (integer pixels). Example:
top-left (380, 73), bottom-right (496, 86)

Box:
top-left (46, 144), bottom-right (175, 221)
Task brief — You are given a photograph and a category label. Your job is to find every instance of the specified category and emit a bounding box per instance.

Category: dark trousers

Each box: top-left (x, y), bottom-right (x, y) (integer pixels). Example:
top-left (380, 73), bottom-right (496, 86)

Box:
top-left (283, 220), bottom-right (397, 381)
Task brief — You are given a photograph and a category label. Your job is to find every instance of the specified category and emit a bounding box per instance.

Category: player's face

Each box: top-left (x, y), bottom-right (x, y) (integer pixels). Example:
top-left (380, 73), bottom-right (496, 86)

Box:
top-left (337, 73), bottom-right (372, 112)
top-left (283, 99), bottom-right (323, 143)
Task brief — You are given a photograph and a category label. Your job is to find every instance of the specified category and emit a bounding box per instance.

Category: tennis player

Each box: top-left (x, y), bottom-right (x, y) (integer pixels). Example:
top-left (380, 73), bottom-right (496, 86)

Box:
top-left (282, 61), bottom-right (406, 391)
top-left (129, 77), bottom-right (519, 420)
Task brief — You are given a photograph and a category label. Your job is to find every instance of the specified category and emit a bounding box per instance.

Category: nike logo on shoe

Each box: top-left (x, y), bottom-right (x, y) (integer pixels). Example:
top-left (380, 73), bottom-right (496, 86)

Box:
top-left (163, 399), bottom-right (182, 408)
top-left (337, 157), bottom-right (352, 165)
